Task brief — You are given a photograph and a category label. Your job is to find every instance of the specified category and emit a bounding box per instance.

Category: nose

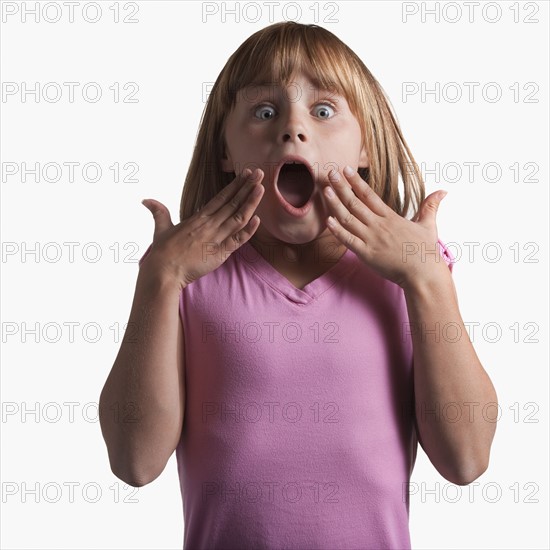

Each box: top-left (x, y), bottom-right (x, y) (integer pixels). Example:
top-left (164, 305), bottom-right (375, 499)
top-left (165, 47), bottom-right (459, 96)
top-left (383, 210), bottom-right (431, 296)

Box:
top-left (279, 106), bottom-right (307, 144)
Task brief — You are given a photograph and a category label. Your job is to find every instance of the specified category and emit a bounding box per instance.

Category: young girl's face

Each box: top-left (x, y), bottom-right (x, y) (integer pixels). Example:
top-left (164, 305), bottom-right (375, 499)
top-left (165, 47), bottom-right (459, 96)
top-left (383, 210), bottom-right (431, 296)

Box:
top-left (221, 70), bottom-right (368, 247)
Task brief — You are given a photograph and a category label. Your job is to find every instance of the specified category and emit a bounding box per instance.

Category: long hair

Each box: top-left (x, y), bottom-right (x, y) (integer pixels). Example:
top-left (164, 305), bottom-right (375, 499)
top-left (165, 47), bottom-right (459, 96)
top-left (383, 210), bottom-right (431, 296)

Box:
top-left (179, 21), bottom-right (424, 222)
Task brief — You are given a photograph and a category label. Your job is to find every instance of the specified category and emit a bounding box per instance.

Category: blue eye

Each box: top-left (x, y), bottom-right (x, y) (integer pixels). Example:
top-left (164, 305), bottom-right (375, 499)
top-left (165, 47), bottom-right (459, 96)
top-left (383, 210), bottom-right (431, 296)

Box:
top-left (313, 104), bottom-right (335, 119)
top-left (254, 105), bottom-right (276, 120)
top-left (253, 102), bottom-right (336, 120)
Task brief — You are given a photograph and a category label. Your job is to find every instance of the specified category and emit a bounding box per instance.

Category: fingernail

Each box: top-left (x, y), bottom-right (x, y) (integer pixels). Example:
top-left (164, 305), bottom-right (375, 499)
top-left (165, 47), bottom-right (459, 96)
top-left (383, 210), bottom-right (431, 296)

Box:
top-left (344, 165), bottom-right (355, 177)
top-left (329, 169), bottom-right (340, 182)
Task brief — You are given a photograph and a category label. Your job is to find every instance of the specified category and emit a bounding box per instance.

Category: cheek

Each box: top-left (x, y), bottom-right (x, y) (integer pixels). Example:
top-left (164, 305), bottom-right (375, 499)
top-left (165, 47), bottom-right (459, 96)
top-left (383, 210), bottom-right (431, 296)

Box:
top-left (243, 124), bottom-right (267, 141)
top-left (328, 126), bottom-right (363, 164)
top-left (229, 124), bottom-right (264, 156)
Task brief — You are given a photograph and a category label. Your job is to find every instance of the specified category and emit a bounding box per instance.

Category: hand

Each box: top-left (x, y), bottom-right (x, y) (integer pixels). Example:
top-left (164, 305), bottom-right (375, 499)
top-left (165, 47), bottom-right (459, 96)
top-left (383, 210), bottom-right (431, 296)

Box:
top-left (139, 168), bottom-right (265, 290)
top-left (322, 165), bottom-right (449, 291)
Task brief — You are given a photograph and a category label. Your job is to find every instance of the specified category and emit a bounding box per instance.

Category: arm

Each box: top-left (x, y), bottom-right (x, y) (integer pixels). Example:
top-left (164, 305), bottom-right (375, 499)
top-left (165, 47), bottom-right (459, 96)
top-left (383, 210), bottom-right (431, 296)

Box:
top-left (317, 167), bottom-right (498, 485)
top-left (99, 262), bottom-right (186, 487)
top-left (404, 253), bottom-right (498, 486)
top-left (100, 175), bottom-right (264, 486)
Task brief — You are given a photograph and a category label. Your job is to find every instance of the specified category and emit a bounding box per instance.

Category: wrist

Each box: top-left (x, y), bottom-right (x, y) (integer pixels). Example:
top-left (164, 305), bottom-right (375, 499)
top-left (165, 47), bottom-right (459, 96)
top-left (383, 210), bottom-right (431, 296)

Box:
top-left (401, 259), bottom-right (452, 296)
top-left (137, 266), bottom-right (186, 297)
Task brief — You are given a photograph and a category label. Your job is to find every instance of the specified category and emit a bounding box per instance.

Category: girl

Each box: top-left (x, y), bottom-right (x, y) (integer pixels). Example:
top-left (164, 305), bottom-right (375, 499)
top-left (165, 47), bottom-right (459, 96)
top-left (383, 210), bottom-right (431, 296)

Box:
top-left (99, 22), bottom-right (497, 550)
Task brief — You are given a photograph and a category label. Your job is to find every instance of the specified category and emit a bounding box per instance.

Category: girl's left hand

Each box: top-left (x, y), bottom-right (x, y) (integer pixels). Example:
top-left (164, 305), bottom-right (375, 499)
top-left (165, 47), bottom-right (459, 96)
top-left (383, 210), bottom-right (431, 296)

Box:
top-left (323, 166), bottom-right (449, 291)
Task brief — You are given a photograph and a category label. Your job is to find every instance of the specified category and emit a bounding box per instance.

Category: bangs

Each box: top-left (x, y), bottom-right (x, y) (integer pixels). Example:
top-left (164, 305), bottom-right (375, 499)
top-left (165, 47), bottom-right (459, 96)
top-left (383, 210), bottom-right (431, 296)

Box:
top-left (182, 21), bottom-right (425, 222)
top-left (220, 23), bottom-right (362, 115)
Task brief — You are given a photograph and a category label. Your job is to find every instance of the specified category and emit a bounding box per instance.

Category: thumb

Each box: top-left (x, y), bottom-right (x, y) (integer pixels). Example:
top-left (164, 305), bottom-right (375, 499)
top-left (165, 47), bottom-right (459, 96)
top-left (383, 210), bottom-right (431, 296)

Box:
top-left (415, 190), bottom-right (447, 225)
top-left (141, 198), bottom-right (174, 239)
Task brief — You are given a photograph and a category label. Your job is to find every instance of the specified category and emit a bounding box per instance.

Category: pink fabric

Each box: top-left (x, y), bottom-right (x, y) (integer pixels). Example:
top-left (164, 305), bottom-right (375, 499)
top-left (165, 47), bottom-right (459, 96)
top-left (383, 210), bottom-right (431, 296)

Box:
top-left (138, 238), bottom-right (455, 549)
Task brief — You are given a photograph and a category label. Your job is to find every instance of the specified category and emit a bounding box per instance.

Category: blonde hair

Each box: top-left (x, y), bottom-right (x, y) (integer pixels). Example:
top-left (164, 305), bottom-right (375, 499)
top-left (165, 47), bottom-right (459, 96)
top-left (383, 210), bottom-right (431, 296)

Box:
top-left (179, 21), bottom-right (425, 222)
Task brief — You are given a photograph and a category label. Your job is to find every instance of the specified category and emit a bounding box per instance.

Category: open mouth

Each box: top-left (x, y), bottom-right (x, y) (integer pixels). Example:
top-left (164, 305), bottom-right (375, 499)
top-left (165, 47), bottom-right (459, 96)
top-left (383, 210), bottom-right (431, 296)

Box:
top-left (276, 162), bottom-right (315, 209)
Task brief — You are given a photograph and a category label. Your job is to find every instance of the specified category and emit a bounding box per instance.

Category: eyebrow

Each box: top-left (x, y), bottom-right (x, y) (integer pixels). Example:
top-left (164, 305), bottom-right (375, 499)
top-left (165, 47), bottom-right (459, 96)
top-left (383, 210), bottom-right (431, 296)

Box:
top-left (247, 81), bottom-right (338, 91)
top-left (242, 82), bottom-right (342, 102)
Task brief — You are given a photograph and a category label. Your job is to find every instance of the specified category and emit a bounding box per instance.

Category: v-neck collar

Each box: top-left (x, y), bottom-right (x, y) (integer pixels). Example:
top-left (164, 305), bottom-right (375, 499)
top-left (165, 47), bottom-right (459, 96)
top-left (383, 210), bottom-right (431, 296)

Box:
top-left (236, 241), bottom-right (359, 305)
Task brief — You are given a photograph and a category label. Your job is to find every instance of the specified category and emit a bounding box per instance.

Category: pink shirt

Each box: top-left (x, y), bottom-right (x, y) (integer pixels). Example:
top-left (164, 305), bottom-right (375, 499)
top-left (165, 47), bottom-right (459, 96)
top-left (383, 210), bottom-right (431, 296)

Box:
top-left (139, 238), bottom-right (455, 549)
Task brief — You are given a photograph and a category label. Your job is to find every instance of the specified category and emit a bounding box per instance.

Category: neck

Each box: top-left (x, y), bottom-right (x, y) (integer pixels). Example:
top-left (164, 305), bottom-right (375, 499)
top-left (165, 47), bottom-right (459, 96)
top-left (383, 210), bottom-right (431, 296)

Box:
top-left (248, 230), bottom-right (346, 267)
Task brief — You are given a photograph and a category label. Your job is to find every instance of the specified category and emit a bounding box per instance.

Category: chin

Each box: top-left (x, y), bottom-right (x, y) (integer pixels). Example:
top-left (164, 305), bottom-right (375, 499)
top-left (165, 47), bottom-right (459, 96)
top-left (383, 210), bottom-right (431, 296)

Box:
top-left (268, 222), bottom-right (327, 246)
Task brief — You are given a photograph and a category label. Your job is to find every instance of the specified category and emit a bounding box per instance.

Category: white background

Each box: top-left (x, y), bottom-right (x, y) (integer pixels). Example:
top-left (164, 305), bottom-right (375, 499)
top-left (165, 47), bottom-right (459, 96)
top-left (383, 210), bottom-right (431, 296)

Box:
top-left (1, 1), bottom-right (548, 549)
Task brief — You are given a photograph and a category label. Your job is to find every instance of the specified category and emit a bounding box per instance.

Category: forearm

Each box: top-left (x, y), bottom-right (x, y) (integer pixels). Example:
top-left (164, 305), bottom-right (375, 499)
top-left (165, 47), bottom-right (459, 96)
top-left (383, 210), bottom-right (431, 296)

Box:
top-left (99, 271), bottom-right (185, 486)
top-left (403, 266), bottom-right (498, 485)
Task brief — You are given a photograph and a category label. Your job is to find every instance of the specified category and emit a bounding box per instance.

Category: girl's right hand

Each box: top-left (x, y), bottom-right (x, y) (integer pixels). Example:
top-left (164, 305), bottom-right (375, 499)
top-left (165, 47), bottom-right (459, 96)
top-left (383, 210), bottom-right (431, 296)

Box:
top-left (139, 168), bottom-right (265, 290)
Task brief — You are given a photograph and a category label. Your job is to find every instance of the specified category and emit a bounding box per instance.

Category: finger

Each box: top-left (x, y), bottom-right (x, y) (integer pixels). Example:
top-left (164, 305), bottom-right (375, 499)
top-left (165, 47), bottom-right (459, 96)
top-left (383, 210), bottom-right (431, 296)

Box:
top-left (326, 213), bottom-right (365, 258)
top-left (214, 168), bottom-right (264, 225)
top-left (219, 174), bottom-right (265, 251)
top-left (225, 211), bottom-right (262, 252)
top-left (141, 198), bottom-right (174, 239)
top-left (200, 169), bottom-right (254, 217)
top-left (324, 170), bottom-right (373, 232)
top-left (342, 166), bottom-right (389, 218)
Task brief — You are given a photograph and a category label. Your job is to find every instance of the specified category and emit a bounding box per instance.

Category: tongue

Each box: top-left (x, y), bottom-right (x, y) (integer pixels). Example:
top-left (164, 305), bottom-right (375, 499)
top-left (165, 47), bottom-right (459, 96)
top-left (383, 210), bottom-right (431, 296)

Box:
top-left (277, 165), bottom-right (313, 208)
